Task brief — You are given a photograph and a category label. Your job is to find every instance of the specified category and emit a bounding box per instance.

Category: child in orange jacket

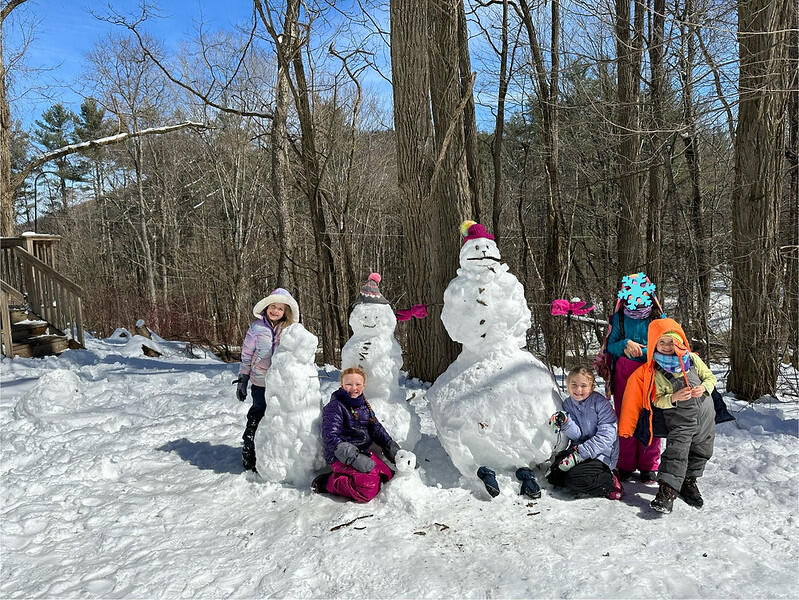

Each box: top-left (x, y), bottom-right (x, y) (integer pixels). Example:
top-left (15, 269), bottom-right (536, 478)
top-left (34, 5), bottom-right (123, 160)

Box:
top-left (618, 318), bottom-right (716, 514)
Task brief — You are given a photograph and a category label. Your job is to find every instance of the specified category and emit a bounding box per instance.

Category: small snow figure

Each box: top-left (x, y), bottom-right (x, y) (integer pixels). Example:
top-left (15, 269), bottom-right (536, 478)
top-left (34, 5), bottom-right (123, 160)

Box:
top-left (393, 449), bottom-right (416, 474)
top-left (341, 273), bottom-right (421, 450)
top-left (427, 221), bottom-right (562, 499)
top-left (254, 322), bottom-right (325, 487)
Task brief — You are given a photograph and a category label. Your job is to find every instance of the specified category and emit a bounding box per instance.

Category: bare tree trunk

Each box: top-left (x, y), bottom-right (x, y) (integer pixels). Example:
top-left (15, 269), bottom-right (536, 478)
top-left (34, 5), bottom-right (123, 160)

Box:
top-left (291, 45), bottom-right (341, 363)
top-left (614, 0), bottom-right (646, 277)
top-left (271, 0), bottom-right (298, 289)
top-left (787, 7), bottom-right (798, 368)
top-left (729, 0), bottom-right (793, 400)
top-left (491, 0), bottom-right (509, 245)
top-left (517, 0), bottom-right (566, 366)
top-left (0, 1), bottom-right (29, 236)
top-left (680, 0), bottom-right (710, 358)
top-left (646, 0), bottom-right (665, 290)
top-left (133, 139), bottom-right (158, 316)
top-left (390, 0), bottom-right (464, 381)
top-left (457, 0), bottom-right (482, 221)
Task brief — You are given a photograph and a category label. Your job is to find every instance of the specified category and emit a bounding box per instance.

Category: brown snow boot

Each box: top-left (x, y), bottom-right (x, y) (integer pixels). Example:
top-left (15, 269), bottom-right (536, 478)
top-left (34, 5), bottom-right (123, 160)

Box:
top-left (679, 476), bottom-right (704, 508)
top-left (650, 481), bottom-right (678, 513)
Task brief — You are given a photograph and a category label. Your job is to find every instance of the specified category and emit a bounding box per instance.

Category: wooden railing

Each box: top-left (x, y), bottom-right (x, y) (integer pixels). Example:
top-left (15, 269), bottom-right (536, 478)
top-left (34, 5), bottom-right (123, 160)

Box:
top-left (0, 280), bottom-right (25, 357)
top-left (0, 237), bottom-right (85, 348)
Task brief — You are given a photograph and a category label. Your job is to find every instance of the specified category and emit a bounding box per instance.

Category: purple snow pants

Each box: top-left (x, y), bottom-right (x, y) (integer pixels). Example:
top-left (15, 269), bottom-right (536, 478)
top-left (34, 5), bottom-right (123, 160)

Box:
top-left (613, 356), bottom-right (661, 472)
top-left (326, 451), bottom-right (393, 503)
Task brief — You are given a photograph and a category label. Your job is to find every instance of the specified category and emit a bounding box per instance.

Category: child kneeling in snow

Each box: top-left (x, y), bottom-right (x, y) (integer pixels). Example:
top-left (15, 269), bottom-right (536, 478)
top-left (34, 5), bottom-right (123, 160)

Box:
top-left (619, 318), bottom-right (716, 514)
top-left (546, 367), bottom-right (623, 499)
top-left (313, 367), bottom-right (415, 503)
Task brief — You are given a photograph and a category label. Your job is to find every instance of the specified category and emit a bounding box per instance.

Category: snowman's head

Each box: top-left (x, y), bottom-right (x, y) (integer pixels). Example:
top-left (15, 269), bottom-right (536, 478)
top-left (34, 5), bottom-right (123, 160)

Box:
top-left (458, 220), bottom-right (502, 272)
top-left (349, 303), bottom-right (397, 337)
top-left (276, 323), bottom-right (318, 363)
top-left (459, 237), bottom-right (502, 272)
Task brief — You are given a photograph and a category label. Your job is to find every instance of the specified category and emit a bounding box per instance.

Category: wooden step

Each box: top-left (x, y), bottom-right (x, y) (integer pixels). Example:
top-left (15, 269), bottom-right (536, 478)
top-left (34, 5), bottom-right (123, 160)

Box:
top-left (10, 334), bottom-right (70, 358)
top-left (9, 308), bottom-right (30, 324)
top-left (8, 320), bottom-right (49, 342)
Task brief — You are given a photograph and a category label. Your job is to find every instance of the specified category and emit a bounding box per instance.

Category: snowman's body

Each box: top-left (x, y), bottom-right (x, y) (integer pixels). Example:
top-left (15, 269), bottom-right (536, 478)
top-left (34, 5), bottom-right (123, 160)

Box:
top-left (341, 303), bottom-right (420, 450)
top-left (428, 235), bottom-right (561, 478)
top-left (255, 323), bottom-right (325, 486)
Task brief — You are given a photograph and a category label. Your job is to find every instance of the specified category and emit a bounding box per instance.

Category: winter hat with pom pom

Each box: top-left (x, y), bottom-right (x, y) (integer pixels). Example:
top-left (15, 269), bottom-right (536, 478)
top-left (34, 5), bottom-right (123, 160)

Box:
top-left (355, 273), bottom-right (390, 305)
top-left (460, 220), bottom-right (495, 244)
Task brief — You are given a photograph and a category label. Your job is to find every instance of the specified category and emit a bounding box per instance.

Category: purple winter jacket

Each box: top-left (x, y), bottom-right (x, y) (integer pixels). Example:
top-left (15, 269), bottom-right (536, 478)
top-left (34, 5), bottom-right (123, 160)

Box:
top-left (560, 391), bottom-right (619, 469)
top-left (322, 389), bottom-right (395, 465)
top-left (238, 317), bottom-right (279, 386)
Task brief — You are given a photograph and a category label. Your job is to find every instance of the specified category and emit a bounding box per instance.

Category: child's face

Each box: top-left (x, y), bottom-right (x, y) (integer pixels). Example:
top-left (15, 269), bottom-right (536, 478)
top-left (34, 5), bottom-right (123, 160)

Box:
top-left (656, 336), bottom-right (676, 355)
top-left (567, 374), bottom-right (594, 402)
top-left (266, 303), bottom-right (286, 323)
top-left (341, 373), bottom-right (365, 398)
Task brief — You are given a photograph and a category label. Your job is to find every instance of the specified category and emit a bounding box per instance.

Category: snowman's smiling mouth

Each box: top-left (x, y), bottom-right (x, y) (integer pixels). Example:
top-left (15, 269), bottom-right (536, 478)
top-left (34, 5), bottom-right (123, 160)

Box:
top-left (362, 324), bottom-right (377, 328)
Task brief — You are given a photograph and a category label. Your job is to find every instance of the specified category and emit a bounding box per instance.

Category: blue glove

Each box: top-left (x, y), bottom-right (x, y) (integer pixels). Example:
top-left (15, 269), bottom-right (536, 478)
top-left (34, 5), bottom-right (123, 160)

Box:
top-left (352, 452), bottom-right (375, 473)
top-left (236, 374), bottom-right (250, 402)
top-left (558, 449), bottom-right (584, 471)
top-left (549, 411), bottom-right (567, 433)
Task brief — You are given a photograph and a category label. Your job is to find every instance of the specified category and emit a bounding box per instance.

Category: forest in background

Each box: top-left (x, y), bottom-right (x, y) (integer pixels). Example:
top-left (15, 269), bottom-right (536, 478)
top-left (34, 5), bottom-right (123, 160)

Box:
top-left (1, 0), bottom-right (796, 401)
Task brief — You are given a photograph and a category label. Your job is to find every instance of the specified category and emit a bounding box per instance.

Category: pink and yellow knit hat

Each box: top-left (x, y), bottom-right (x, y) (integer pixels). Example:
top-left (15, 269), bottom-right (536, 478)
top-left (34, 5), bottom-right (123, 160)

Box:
top-left (460, 220), bottom-right (495, 244)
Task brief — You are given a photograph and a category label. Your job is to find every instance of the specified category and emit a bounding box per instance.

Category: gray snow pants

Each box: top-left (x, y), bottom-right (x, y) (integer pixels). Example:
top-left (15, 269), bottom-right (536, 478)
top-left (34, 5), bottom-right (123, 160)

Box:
top-left (659, 394), bottom-right (715, 491)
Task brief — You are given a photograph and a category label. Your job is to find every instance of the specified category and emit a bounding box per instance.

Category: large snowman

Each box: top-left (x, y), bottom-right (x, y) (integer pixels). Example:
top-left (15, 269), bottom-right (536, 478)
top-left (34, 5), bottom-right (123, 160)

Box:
top-left (427, 221), bottom-right (562, 499)
top-left (340, 273), bottom-right (421, 451)
top-left (254, 322), bottom-right (326, 487)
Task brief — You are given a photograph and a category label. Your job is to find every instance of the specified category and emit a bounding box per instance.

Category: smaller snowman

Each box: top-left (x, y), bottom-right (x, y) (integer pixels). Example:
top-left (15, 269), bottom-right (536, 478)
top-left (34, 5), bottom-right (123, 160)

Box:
top-left (340, 273), bottom-right (421, 451)
top-left (255, 322), bottom-right (325, 487)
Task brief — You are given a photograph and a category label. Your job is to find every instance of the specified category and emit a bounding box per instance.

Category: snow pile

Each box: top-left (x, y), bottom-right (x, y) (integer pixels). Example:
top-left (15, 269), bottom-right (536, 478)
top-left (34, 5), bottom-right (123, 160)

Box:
top-left (1, 334), bottom-right (797, 598)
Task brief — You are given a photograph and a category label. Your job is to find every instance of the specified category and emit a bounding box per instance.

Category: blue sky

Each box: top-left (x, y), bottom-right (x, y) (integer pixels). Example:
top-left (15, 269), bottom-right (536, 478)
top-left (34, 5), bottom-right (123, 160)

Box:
top-left (4, 0), bottom-right (257, 127)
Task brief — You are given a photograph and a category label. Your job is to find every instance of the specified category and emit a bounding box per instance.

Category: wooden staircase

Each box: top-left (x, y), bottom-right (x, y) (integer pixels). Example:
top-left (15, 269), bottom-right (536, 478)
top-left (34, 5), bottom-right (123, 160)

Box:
top-left (1, 235), bottom-right (85, 358)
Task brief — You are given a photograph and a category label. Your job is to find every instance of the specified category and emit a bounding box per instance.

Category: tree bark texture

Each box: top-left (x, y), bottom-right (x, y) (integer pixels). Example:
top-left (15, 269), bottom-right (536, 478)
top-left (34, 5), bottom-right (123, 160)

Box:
top-left (614, 0), bottom-right (646, 278)
top-left (518, 0), bottom-right (566, 366)
top-left (786, 5), bottom-right (798, 368)
top-left (646, 0), bottom-right (665, 292)
top-left (680, 0), bottom-right (710, 358)
top-left (270, 0), bottom-right (298, 291)
top-left (457, 0), bottom-right (482, 221)
top-left (391, 0), bottom-right (467, 381)
top-left (729, 0), bottom-right (793, 400)
top-left (0, 0), bottom-right (29, 236)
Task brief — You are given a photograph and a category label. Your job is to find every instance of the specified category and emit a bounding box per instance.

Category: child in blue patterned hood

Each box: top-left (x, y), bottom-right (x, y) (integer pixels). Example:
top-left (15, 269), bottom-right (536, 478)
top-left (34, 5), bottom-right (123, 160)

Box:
top-left (547, 367), bottom-right (623, 500)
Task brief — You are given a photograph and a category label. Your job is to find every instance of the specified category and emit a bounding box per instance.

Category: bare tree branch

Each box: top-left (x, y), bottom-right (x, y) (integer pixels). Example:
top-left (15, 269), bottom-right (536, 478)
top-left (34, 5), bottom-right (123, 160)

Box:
top-left (11, 121), bottom-right (207, 192)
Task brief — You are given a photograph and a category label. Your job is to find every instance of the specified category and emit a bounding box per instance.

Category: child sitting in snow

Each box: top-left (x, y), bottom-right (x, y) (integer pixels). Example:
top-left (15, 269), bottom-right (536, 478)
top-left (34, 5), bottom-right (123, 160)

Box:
top-left (619, 318), bottom-right (716, 514)
top-left (312, 367), bottom-right (415, 503)
top-left (546, 367), bottom-right (623, 499)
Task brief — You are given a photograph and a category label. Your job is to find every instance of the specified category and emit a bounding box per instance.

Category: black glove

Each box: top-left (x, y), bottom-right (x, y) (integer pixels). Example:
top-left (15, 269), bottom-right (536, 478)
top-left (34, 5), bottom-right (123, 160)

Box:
top-left (236, 374), bottom-right (250, 402)
top-left (352, 452), bottom-right (376, 473)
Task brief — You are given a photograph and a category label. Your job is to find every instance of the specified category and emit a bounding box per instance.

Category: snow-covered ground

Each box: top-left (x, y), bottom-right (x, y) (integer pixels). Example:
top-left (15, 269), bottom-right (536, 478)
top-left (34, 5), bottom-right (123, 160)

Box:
top-left (1, 333), bottom-right (798, 599)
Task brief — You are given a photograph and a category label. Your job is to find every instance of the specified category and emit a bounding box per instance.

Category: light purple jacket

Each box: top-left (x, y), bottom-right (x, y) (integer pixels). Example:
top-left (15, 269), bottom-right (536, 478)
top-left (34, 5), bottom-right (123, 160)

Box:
top-left (238, 318), bottom-right (279, 386)
top-left (560, 391), bottom-right (619, 469)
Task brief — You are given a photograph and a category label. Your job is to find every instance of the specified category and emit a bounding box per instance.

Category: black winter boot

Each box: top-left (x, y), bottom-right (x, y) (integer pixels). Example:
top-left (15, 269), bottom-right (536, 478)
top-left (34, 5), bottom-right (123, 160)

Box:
top-left (477, 466), bottom-right (500, 498)
top-left (679, 476), bottom-right (704, 508)
top-left (617, 469), bottom-right (634, 481)
top-left (650, 481), bottom-right (678, 513)
top-left (639, 470), bottom-right (657, 483)
top-left (311, 472), bottom-right (331, 494)
top-left (241, 446), bottom-right (256, 472)
top-left (241, 418), bottom-right (259, 471)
